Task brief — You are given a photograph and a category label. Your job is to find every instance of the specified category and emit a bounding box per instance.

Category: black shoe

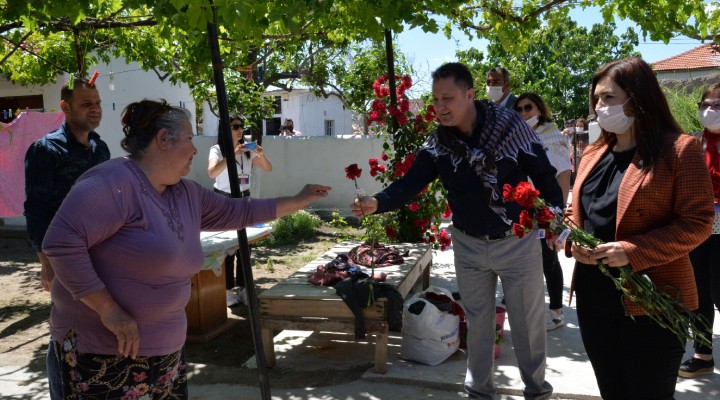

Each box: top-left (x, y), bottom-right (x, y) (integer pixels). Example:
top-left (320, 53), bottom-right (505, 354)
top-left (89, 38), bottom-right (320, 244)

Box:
top-left (452, 291), bottom-right (461, 301)
top-left (678, 357), bottom-right (714, 378)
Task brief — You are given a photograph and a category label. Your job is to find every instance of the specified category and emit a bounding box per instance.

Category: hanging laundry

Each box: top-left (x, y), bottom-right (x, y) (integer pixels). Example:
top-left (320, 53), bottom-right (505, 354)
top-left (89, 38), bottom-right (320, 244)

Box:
top-left (0, 111), bottom-right (65, 216)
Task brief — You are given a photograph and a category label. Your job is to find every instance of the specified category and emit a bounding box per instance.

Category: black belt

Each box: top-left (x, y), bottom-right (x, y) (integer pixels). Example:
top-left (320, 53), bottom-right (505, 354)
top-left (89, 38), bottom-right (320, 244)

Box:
top-left (460, 228), bottom-right (513, 241)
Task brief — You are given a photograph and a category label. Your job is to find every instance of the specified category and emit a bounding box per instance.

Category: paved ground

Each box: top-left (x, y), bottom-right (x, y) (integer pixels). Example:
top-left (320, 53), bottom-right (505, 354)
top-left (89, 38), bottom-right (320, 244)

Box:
top-left (2, 245), bottom-right (719, 399)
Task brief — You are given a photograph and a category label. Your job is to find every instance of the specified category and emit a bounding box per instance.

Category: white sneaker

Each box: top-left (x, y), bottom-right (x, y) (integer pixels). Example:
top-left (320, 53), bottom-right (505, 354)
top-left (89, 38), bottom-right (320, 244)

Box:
top-left (235, 287), bottom-right (248, 304)
top-left (226, 290), bottom-right (240, 307)
top-left (546, 309), bottom-right (564, 331)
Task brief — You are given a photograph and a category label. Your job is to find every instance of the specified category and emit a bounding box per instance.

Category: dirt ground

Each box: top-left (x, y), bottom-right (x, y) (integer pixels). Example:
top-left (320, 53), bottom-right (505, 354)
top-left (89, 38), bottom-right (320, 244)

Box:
top-left (0, 226), bottom-right (369, 390)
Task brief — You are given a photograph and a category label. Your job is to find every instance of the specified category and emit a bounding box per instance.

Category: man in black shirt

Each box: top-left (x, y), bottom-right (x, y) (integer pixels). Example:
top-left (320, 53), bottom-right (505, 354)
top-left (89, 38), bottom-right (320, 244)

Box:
top-left (352, 62), bottom-right (561, 399)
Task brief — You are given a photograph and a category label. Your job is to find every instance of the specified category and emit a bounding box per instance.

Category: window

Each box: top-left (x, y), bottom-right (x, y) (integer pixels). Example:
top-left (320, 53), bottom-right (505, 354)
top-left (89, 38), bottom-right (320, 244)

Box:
top-left (272, 96), bottom-right (282, 114)
top-left (265, 117), bottom-right (281, 135)
top-left (325, 120), bottom-right (334, 136)
top-left (0, 95), bottom-right (44, 123)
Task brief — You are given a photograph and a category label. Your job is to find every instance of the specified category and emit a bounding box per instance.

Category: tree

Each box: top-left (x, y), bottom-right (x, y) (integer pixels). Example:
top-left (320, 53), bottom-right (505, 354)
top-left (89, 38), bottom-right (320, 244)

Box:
top-left (1, 1), bottom-right (717, 120)
top-left (457, 17), bottom-right (640, 121)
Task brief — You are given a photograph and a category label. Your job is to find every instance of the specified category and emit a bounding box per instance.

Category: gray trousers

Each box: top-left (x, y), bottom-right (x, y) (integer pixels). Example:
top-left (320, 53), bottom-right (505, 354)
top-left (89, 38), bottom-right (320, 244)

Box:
top-left (452, 227), bottom-right (553, 400)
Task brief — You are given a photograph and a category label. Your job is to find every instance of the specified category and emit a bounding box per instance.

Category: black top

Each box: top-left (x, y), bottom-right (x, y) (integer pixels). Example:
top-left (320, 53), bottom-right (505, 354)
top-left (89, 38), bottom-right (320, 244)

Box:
top-left (375, 101), bottom-right (563, 237)
top-left (580, 147), bottom-right (636, 243)
top-left (575, 147), bottom-right (636, 315)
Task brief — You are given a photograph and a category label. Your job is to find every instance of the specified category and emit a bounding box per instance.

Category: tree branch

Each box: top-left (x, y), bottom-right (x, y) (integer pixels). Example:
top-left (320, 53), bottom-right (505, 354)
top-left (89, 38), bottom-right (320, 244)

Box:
top-left (0, 31), bottom-right (32, 65)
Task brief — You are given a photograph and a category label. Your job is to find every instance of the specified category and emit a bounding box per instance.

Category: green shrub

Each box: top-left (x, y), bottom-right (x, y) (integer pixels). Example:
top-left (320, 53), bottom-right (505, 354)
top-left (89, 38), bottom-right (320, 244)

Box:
top-left (269, 210), bottom-right (322, 245)
top-left (663, 83), bottom-right (705, 134)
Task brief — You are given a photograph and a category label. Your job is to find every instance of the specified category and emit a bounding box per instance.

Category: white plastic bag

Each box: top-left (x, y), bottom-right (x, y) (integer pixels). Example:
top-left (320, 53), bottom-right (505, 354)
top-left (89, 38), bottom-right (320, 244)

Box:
top-left (400, 286), bottom-right (460, 365)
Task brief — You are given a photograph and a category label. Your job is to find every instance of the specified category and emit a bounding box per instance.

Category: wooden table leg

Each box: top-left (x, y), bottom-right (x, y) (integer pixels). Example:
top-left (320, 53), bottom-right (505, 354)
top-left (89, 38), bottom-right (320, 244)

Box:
top-left (261, 327), bottom-right (276, 368)
top-left (374, 333), bottom-right (388, 374)
top-left (422, 260), bottom-right (431, 290)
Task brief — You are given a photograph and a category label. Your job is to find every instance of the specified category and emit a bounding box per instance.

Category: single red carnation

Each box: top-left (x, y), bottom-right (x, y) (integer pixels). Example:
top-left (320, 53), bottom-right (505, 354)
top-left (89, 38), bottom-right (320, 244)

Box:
top-left (514, 182), bottom-right (540, 209)
top-left (536, 206), bottom-right (555, 225)
top-left (408, 202), bottom-right (420, 212)
top-left (344, 164), bottom-right (362, 180)
top-left (380, 153), bottom-right (389, 161)
top-left (512, 223), bottom-right (525, 238)
top-left (519, 209), bottom-right (534, 228)
top-left (385, 225), bottom-right (397, 238)
top-left (368, 158), bottom-right (379, 166)
top-left (377, 164), bottom-right (386, 173)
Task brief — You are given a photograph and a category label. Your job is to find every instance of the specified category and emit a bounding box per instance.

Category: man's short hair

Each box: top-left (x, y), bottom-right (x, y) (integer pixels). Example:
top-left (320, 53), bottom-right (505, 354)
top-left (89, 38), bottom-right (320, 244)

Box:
top-left (431, 62), bottom-right (474, 89)
top-left (486, 67), bottom-right (510, 83)
top-left (60, 78), bottom-right (95, 103)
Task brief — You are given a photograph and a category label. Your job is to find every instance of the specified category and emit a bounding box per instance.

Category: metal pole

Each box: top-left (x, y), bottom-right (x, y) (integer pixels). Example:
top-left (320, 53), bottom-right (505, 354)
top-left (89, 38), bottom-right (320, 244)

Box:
top-left (384, 29), bottom-right (399, 136)
top-left (206, 2), bottom-right (271, 399)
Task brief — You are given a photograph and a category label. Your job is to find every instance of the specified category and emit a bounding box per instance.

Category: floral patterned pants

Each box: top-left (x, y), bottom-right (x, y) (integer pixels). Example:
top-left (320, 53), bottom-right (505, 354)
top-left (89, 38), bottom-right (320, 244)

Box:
top-left (50, 330), bottom-right (188, 399)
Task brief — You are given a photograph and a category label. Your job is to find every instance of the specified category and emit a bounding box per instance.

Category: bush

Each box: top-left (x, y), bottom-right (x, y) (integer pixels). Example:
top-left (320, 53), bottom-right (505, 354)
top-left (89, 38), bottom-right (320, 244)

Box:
top-left (663, 83), bottom-right (705, 134)
top-left (268, 210), bottom-right (322, 245)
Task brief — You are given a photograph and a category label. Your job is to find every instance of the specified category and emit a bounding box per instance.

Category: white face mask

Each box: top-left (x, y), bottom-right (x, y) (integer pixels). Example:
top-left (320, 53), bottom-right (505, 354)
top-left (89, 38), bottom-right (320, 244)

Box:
top-left (595, 100), bottom-right (634, 134)
top-left (525, 116), bottom-right (539, 128)
top-left (699, 109), bottom-right (720, 131)
top-left (575, 128), bottom-right (584, 133)
top-left (486, 86), bottom-right (504, 102)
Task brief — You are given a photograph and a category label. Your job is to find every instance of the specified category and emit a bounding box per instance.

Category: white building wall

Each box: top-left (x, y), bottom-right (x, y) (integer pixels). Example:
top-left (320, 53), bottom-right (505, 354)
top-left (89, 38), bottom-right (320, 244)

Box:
top-left (1, 58), bottom-right (195, 159)
top-left (203, 89), bottom-right (354, 137)
top-left (0, 79), bottom-right (64, 113)
top-left (294, 92), bottom-right (353, 136)
top-left (92, 59), bottom-right (196, 158)
top-left (656, 69), bottom-right (720, 81)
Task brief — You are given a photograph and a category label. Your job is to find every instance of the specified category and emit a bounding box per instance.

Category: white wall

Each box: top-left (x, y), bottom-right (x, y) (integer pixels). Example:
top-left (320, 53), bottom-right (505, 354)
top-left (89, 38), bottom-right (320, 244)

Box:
top-left (1, 58), bottom-right (196, 160)
top-left (92, 59), bottom-right (196, 158)
top-left (294, 91), bottom-right (353, 136)
top-left (0, 79), bottom-right (64, 112)
top-left (204, 89), bottom-right (355, 137)
top-left (188, 135), bottom-right (387, 210)
top-left (656, 69), bottom-right (720, 81)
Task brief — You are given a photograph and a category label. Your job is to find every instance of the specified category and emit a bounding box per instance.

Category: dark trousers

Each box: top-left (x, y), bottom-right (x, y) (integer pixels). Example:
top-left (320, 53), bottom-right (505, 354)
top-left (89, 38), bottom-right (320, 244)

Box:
top-left (541, 243), bottom-right (564, 310)
top-left (213, 188), bottom-right (250, 290)
top-left (577, 300), bottom-right (685, 400)
top-left (689, 234), bottom-right (720, 355)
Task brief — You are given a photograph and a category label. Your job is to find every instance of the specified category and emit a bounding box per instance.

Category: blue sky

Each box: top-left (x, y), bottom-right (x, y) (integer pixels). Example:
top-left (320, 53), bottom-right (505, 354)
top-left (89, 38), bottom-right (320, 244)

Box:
top-left (396, 8), bottom-right (706, 92)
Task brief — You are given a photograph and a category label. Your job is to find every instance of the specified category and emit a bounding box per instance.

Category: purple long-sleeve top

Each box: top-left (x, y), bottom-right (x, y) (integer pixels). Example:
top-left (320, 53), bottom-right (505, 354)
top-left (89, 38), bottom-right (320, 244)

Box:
top-left (42, 157), bottom-right (276, 356)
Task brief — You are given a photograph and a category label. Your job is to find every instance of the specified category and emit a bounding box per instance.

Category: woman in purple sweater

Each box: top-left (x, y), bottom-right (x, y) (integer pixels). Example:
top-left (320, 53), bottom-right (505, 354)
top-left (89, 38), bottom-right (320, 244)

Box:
top-left (42, 99), bottom-right (330, 398)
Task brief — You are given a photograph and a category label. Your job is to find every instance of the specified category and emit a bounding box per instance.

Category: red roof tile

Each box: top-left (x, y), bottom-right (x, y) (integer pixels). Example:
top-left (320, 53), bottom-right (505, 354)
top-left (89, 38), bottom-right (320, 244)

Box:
top-left (652, 43), bottom-right (720, 71)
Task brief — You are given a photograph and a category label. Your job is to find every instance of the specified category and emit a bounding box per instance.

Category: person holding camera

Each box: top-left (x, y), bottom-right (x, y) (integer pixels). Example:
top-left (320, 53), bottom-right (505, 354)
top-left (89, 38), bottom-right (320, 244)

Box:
top-left (280, 118), bottom-right (302, 136)
top-left (208, 116), bottom-right (272, 306)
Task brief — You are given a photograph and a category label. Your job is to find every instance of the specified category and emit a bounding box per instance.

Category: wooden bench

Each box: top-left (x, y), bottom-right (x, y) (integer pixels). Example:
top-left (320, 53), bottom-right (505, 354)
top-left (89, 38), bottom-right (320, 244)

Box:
top-left (258, 242), bottom-right (432, 373)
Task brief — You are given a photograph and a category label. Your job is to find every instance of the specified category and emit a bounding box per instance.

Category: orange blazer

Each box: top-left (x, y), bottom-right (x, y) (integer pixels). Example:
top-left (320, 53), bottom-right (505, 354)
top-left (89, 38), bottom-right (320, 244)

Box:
top-left (569, 133), bottom-right (714, 315)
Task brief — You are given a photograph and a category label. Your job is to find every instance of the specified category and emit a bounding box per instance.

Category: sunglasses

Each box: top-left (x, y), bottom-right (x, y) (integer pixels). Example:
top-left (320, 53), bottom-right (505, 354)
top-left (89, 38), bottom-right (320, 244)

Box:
top-left (231, 124), bottom-right (243, 130)
top-left (515, 104), bottom-right (534, 113)
top-left (698, 101), bottom-right (720, 110)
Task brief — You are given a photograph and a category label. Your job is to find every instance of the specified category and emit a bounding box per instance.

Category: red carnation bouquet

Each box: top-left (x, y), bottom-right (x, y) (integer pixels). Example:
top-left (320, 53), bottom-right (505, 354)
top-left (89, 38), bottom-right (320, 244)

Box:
top-left (504, 181), bottom-right (710, 346)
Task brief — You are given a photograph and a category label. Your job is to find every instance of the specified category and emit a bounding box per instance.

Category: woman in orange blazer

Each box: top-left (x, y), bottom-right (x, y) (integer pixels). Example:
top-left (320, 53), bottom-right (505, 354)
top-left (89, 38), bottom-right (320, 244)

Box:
top-left (568, 57), bottom-right (714, 400)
